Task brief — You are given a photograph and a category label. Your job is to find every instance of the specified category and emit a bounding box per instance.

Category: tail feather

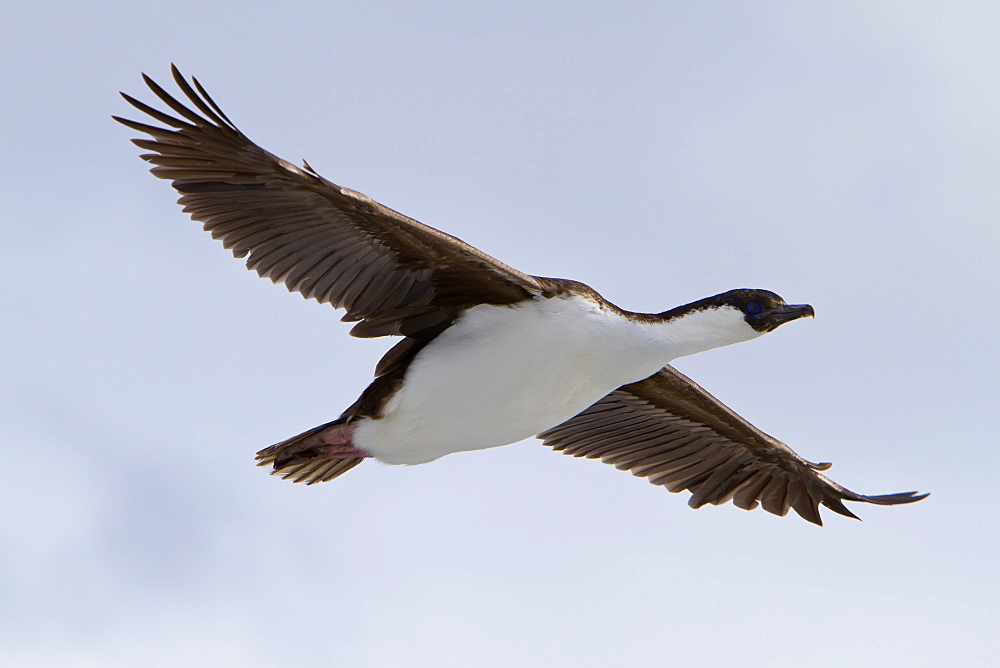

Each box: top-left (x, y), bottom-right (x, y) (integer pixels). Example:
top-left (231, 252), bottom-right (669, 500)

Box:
top-left (255, 420), bottom-right (364, 484)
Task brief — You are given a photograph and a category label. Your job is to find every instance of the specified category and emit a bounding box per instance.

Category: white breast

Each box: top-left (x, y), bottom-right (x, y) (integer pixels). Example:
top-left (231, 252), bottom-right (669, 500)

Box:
top-left (353, 294), bottom-right (674, 465)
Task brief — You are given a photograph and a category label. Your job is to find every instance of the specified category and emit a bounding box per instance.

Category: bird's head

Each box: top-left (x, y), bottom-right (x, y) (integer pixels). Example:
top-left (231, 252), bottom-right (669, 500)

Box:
top-left (724, 288), bottom-right (816, 333)
top-left (656, 289), bottom-right (815, 358)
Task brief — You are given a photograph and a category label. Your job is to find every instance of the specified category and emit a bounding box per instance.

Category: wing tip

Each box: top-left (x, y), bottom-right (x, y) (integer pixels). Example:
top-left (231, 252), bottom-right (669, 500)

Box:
top-left (861, 490), bottom-right (930, 506)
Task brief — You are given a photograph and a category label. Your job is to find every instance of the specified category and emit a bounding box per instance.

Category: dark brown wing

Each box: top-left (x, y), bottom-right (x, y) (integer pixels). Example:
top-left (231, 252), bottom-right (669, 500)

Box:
top-left (115, 65), bottom-right (545, 339)
top-left (538, 366), bottom-right (927, 525)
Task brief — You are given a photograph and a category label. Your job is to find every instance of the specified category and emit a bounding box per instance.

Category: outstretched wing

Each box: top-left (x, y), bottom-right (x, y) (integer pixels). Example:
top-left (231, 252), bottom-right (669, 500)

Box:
top-left (115, 65), bottom-right (545, 339)
top-left (539, 366), bottom-right (927, 525)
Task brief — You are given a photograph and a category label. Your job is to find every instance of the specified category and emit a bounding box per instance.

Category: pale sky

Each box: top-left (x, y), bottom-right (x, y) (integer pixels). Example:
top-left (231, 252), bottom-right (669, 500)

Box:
top-left (2, 2), bottom-right (998, 666)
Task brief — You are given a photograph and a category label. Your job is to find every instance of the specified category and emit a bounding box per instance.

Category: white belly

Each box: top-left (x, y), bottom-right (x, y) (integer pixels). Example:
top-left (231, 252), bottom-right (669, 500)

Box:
top-left (353, 295), bottom-right (672, 465)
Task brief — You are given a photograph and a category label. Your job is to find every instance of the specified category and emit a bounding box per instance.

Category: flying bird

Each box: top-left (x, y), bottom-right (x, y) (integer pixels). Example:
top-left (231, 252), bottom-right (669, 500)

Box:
top-left (116, 66), bottom-right (927, 525)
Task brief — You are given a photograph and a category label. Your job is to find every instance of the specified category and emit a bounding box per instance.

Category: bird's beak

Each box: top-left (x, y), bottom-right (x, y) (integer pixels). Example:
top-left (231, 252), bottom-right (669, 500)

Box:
top-left (748, 304), bottom-right (815, 332)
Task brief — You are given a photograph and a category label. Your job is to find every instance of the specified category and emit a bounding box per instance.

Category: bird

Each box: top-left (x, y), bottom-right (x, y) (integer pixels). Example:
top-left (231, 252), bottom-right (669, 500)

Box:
top-left (115, 66), bottom-right (927, 526)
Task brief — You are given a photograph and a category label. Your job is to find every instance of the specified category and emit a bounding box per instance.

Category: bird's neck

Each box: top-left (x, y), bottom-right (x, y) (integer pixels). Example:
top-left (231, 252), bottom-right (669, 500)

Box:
top-left (627, 306), bottom-right (763, 364)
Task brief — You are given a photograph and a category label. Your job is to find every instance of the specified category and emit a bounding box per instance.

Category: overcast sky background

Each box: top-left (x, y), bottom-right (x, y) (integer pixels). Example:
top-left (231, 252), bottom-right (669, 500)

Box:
top-left (2, 2), bottom-right (998, 666)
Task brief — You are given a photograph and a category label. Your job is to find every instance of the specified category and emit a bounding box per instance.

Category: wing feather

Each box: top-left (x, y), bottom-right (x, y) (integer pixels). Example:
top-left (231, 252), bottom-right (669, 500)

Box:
top-left (539, 366), bottom-right (927, 525)
top-left (116, 65), bottom-right (545, 341)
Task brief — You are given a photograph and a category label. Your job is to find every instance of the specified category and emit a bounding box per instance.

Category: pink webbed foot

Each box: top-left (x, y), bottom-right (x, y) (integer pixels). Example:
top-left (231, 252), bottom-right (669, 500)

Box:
top-left (273, 422), bottom-right (370, 469)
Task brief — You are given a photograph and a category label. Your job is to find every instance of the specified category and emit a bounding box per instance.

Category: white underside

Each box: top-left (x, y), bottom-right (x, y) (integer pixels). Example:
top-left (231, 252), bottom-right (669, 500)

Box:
top-left (353, 294), bottom-right (761, 465)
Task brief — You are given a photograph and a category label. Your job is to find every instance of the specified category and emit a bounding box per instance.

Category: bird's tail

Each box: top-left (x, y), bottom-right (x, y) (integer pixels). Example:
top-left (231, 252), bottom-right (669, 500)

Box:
top-left (255, 420), bottom-right (365, 485)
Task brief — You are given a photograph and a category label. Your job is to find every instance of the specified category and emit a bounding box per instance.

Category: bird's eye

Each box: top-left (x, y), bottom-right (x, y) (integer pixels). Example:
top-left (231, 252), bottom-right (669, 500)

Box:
top-left (746, 301), bottom-right (763, 315)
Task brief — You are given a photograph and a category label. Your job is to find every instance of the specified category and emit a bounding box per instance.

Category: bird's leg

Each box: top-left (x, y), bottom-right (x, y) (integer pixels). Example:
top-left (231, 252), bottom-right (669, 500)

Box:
top-left (273, 422), bottom-right (370, 468)
top-left (310, 422), bottom-right (370, 459)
